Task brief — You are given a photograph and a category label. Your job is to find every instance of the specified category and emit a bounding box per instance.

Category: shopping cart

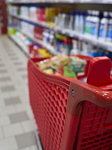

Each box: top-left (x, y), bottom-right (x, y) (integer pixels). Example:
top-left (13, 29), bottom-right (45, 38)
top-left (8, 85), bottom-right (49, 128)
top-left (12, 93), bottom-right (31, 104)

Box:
top-left (28, 55), bottom-right (112, 150)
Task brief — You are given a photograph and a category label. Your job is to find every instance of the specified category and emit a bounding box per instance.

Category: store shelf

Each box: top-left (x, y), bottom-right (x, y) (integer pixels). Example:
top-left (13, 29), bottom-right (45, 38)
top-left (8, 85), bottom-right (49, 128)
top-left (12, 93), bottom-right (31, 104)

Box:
top-left (7, 0), bottom-right (112, 4)
top-left (9, 34), bottom-right (30, 57)
top-left (10, 14), bottom-right (112, 52)
top-left (14, 27), bottom-right (58, 55)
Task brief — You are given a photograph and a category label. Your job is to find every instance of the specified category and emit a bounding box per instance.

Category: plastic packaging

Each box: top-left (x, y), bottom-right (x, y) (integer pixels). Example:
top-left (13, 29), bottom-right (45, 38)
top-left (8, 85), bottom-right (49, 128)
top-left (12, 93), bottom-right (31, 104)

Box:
top-left (68, 11), bottom-right (74, 30)
top-left (92, 11), bottom-right (100, 38)
top-left (38, 8), bottom-right (46, 22)
top-left (70, 39), bottom-right (78, 55)
top-left (99, 12), bottom-right (109, 40)
top-left (81, 42), bottom-right (89, 55)
top-left (60, 12), bottom-right (66, 28)
top-left (74, 11), bottom-right (80, 32)
top-left (29, 6), bottom-right (38, 20)
top-left (85, 10), bottom-right (92, 35)
top-left (79, 11), bottom-right (85, 34)
top-left (20, 5), bottom-right (29, 18)
top-left (106, 12), bottom-right (112, 42)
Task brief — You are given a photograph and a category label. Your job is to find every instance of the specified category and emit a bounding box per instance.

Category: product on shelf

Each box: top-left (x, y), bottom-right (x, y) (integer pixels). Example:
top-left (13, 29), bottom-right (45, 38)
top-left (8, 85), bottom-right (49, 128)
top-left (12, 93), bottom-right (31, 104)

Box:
top-left (29, 43), bottom-right (52, 57)
top-left (99, 12), bottom-right (108, 41)
top-left (106, 12), bottom-right (112, 42)
top-left (29, 6), bottom-right (39, 20)
top-left (54, 34), bottom-right (73, 55)
top-left (9, 4), bottom-right (112, 43)
top-left (9, 4), bottom-right (112, 59)
top-left (34, 26), bottom-right (43, 40)
top-left (8, 26), bottom-right (16, 35)
top-left (43, 29), bottom-right (54, 45)
top-left (20, 5), bottom-right (29, 18)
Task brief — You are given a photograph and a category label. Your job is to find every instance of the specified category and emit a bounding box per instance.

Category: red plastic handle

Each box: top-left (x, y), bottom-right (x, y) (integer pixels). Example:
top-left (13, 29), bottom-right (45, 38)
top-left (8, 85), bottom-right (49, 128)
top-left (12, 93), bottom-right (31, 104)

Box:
top-left (67, 79), bottom-right (112, 116)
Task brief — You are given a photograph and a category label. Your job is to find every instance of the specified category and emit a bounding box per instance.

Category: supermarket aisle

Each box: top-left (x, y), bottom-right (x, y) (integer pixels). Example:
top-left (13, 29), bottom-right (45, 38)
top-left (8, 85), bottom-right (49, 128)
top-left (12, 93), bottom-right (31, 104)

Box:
top-left (0, 36), bottom-right (38, 150)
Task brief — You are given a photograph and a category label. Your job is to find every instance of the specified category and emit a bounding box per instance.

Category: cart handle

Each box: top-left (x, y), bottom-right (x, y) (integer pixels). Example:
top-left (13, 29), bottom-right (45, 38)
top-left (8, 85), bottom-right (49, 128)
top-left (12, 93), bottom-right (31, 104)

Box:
top-left (67, 79), bottom-right (112, 115)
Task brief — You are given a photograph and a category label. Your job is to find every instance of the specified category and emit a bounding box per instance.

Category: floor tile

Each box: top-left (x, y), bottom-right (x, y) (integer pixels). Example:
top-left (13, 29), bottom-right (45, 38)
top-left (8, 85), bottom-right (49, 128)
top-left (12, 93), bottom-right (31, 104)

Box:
top-left (31, 145), bottom-right (38, 150)
top-left (11, 57), bottom-right (19, 60)
top-left (21, 74), bottom-right (28, 79)
top-left (0, 37), bottom-right (39, 149)
top-left (14, 62), bottom-right (23, 66)
top-left (3, 123), bottom-right (24, 137)
top-left (26, 110), bottom-right (34, 119)
top-left (1, 85), bottom-right (15, 92)
top-left (0, 116), bottom-right (10, 126)
top-left (9, 111), bottom-right (29, 124)
top-left (0, 98), bottom-right (5, 106)
top-left (4, 96), bottom-right (21, 106)
top-left (0, 137), bottom-right (18, 150)
top-left (17, 68), bottom-right (26, 72)
top-left (20, 147), bottom-right (31, 150)
top-left (0, 76), bottom-right (11, 82)
top-left (0, 63), bottom-right (4, 67)
top-left (0, 127), bottom-right (3, 139)
top-left (8, 52), bottom-right (16, 56)
top-left (15, 131), bottom-right (37, 149)
top-left (0, 69), bottom-right (7, 73)
top-left (15, 103), bottom-right (31, 112)
top-left (22, 120), bottom-right (37, 133)
top-left (0, 105), bottom-right (16, 115)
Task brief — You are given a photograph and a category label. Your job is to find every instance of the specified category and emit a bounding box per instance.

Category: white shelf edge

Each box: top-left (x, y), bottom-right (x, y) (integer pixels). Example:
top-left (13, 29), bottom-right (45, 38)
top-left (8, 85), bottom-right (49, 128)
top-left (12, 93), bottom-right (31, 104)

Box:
top-left (10, 14), bottom-right (112, 52)
top-left (9, 34), bottom-right (30, 57)
top-left (14, 27), bottom-right (58, 55)
top-left (7, 0), bottom-right (112, 4)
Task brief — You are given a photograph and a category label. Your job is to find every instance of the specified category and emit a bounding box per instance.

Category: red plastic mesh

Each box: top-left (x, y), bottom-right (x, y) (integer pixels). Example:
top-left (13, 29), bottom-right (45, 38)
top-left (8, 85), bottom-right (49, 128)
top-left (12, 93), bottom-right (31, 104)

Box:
top-left (28, 61), bottom-right (69, 150)
top-left (28, 58), bottom-right (112, 150)
top-left (76, 101), bottom-right (112, 150)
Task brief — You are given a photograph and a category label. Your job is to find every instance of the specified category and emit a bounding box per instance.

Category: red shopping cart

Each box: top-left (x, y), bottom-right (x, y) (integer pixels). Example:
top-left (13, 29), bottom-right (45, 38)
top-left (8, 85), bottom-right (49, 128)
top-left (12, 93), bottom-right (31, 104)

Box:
top-left (28, 55), bottom-right (112, 150)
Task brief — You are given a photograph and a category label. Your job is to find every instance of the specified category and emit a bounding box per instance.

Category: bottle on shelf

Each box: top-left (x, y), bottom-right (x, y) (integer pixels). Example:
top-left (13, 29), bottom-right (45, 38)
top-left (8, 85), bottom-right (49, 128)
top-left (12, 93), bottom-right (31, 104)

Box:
top-left (99, 12), bottom-right (109, 41)
top-left (79, 11), bottom-right (85, 34)
top-left (74, 11), bottom-right (80, 32)
top-left (70, 39), bottom-right (78, 55)
top-left (91, 11), bottom-right (100, 38)
top-left (68, 10), bottom-right (75, 30)
top-left (106, 12), bottom-right (112, 42)
top-left (84, 10), bottom-right (93, 35)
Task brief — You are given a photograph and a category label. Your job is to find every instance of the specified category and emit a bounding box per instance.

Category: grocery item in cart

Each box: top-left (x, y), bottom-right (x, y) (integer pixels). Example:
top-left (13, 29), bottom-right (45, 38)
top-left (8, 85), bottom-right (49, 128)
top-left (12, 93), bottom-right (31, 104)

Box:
top-left (37, 54), bottom-right (86, 79)
top-left (37, 54), bottom-right (69, 70)
top-left (69, 56), bottom-right (86, 73)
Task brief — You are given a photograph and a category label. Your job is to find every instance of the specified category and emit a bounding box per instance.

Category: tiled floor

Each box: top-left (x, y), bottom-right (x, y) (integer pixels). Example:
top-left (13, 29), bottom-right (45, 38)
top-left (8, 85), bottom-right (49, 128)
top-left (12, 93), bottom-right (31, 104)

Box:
top-left (0, 36), bottom-right (38, 150)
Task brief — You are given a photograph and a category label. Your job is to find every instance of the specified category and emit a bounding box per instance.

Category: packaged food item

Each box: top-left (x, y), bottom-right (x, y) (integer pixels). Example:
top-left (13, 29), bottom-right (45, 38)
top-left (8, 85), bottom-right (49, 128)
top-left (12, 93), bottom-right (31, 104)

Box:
top-left (37, 54), bottom-right (69, 70)
top-left (63, 66), bottom-right (77, 79)
top-left (69, 56), bottom-right (86, 73)
top-left (29, 6), bottom-right (38, 20)
top-left (37, 54), bottom-right (87, 80)
top-left (43, 68), bottom-right (54, 74)
top-left (55, 65), bottom-right (64, 76)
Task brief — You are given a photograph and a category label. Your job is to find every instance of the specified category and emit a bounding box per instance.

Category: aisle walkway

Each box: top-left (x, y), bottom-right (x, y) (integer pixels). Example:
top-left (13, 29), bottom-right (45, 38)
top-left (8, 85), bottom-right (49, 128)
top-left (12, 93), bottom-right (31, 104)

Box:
top-left (0, 36), bottom-right (38, 150)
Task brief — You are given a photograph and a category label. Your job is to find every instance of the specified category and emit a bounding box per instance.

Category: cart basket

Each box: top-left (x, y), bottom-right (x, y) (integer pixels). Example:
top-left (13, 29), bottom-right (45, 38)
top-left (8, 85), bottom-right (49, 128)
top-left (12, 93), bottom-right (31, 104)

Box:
top-left (28, 55), bottom-right (112, 150)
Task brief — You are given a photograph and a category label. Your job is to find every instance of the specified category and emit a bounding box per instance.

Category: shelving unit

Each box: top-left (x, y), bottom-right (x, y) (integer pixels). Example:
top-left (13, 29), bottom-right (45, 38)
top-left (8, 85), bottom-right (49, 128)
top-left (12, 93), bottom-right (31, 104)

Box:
top-left (10, 14), bottom-right (112, 52)
top-left (7, 0), bottom-right (112, 57)
top-left (7, 0), bottom-right (112, 4)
